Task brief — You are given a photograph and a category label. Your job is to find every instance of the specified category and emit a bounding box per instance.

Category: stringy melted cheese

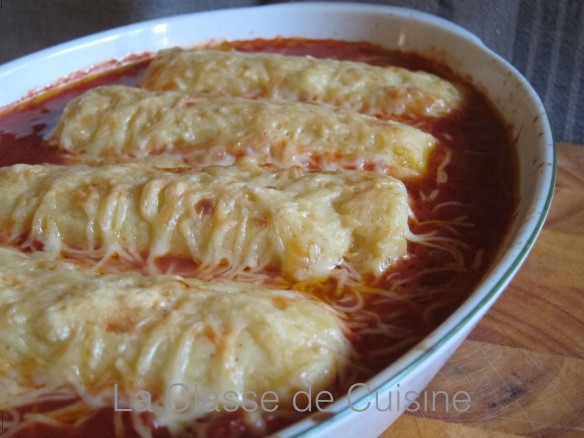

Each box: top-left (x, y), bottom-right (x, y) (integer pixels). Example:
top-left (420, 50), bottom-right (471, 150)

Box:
top-left (0, 42), bottom-right (472, 437)
top-left (48, 85), bottom-right (437, 178)
top-left (0, 159), bottom-right (410, 280)
top-left (0, 246), bottom-right (350, 430)
top-left (140, 48), bottom-right (462, 119)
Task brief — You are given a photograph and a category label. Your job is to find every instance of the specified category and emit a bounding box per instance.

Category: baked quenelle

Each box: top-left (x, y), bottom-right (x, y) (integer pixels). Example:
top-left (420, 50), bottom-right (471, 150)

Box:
top-left (0, 246), bottom-right (349, 433)
top-left (49, 85), bottom-right (437, 178)
top-left (141, 48), bottom-right (462, 119)
top-left (0, 160), bottom-right (410, 280)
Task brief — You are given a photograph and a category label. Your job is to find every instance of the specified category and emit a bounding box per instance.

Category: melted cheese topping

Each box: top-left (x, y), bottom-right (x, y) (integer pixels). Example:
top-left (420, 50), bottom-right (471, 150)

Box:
top-left (48, 85), bottom-right (437, 178)
top-left (0, 43), bottom-right (469, 436)
top-left (140, 48), bottom-right (462, 119)
top-left (0, 246), bottom-right (349, 428)
top-left (0, 159), bottom-right (410, 280)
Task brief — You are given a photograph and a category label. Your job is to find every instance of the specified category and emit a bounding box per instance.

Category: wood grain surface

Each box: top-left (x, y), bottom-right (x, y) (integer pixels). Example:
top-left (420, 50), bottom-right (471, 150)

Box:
top-left (381, 142), bottom-right (584, 437)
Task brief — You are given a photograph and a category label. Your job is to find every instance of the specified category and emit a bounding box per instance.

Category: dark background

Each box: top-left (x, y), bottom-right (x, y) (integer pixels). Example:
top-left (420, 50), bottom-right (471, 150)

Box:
top-left (0, 0), bottom-right (582, 144)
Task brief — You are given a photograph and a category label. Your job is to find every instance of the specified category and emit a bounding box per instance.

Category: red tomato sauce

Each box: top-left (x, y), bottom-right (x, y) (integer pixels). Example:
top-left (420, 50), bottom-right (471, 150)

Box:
top-left (0, 38), bottom-right (517, 437)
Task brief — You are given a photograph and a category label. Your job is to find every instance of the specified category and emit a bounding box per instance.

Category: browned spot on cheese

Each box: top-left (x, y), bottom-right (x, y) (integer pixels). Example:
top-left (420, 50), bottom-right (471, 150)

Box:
top-left (106, 318), bottom-right (135, 333)
top-left (253, 216), bottom-right (268, 228)
top-left (203, 325), bottom-right (220, 344)
top-left (272, 296), bottom-right (289, 310)
top-left (195, 198), bottom-right (215, 215)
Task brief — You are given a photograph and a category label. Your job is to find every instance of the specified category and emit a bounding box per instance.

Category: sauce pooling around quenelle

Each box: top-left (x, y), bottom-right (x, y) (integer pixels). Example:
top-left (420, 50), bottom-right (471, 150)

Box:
top-left (0, 38), bottom-right (517, 437)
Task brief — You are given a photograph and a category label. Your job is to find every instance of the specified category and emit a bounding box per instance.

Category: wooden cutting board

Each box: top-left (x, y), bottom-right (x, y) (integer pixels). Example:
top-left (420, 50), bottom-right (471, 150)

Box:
top-left (381, 142), bottom-right (584, 437)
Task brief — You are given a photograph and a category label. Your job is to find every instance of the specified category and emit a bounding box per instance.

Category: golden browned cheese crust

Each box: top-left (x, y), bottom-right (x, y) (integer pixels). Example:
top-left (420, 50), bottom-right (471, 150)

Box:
top-left (49, 85), bottom-right (437, 178)
top-left (0, 160), bottom-right (411, 280)
top-left (0, 42), bottom-right (470, 436)
top-left (0, 246), bottom-right (349, 427)
top-left (141, 48), bottom-right (462, 119)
